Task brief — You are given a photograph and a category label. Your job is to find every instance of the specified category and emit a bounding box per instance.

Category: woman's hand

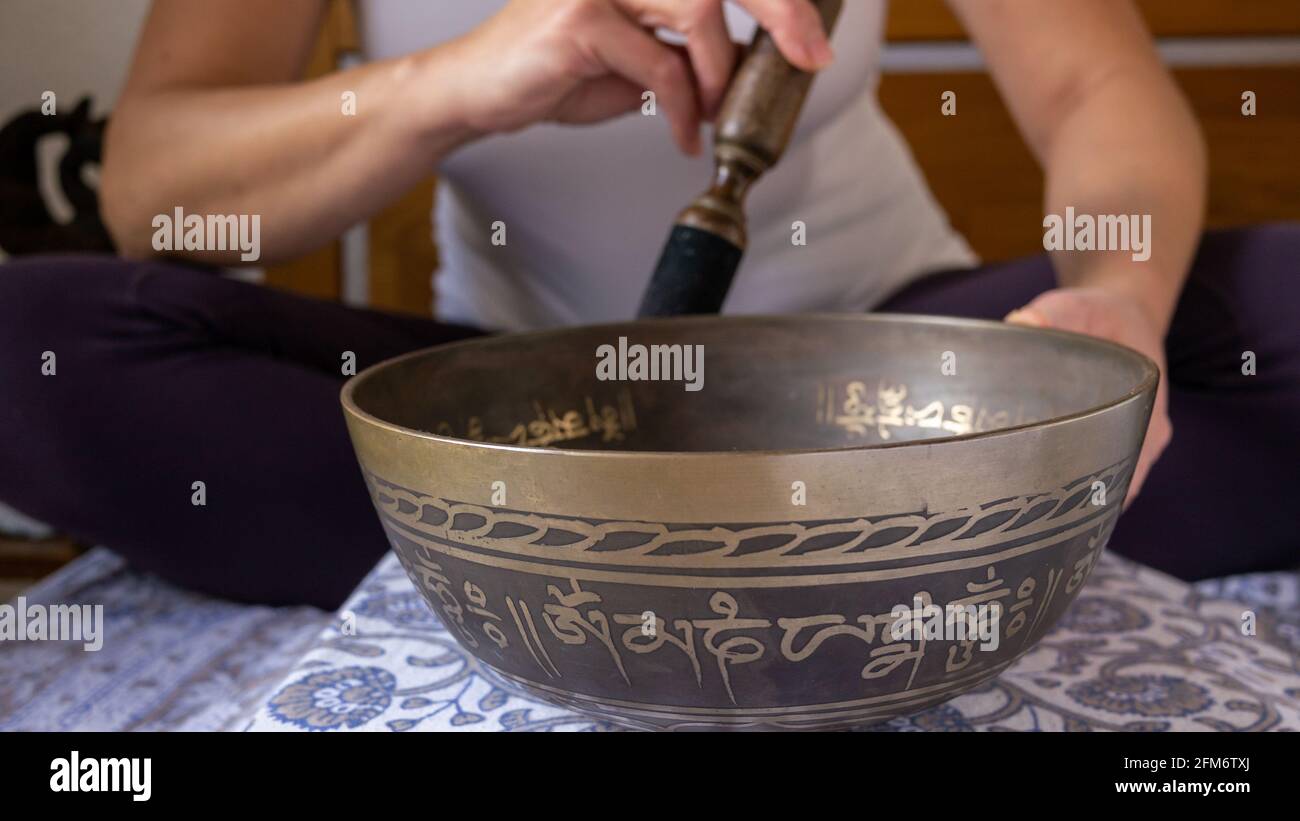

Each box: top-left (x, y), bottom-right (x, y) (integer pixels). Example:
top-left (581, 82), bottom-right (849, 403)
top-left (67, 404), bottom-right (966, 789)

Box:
top-left (1006, 287), bottom-right (1171, 504)
top-left (445, 0), bottom-right (834, 155)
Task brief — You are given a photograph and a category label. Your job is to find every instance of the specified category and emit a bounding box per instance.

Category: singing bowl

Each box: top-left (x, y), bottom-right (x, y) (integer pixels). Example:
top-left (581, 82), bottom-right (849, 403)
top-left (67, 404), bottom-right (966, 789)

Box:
top-left (341, 314), bottom-right (1157, 730)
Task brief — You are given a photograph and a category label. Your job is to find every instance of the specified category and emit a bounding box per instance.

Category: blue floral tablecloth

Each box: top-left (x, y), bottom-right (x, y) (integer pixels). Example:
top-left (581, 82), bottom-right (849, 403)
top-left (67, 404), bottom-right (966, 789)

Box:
top-left (3, 548), bottom-right (1298, 731)
top-left (245, 551), bottom-right (1300, 732)
top-left (0, 549), bottom-right (328, 731)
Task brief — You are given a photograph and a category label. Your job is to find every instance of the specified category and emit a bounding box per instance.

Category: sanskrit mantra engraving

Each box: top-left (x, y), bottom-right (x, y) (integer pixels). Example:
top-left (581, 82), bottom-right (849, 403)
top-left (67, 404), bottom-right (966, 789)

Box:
top-left (395, 533), bottom-right (1107, 706)
top-left (431, 388), bottom-right (637, 448)
top-left (818, 380), bottom-right (1036, 441)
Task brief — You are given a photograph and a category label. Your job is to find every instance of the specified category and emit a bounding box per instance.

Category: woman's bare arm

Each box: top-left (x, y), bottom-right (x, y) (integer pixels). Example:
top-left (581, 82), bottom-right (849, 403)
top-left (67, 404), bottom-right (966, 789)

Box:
top-left (949, 0), bottom-right (1206, 334)
top-left (102, 0), bottom-right (833, 265)
top-left (949, 0), bottom-right (1207, 500)
top-left (101, 0), bottom-right (478, 264)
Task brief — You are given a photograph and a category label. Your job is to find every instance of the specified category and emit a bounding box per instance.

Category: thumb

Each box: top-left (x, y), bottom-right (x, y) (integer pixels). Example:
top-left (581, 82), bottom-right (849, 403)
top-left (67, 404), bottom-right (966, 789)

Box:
top-left (1004, 306), bottom-right (1050, 328)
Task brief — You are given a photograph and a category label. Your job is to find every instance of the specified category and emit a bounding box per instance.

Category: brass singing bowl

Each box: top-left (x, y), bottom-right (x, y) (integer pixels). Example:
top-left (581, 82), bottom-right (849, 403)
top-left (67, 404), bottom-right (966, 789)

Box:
top-left (341, 314), bottom-right (1157, 730)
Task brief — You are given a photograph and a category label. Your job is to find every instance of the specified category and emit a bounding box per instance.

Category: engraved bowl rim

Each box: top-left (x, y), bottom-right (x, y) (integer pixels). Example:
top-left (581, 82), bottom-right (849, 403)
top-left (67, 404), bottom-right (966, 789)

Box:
top-left (340, 312), bottom-right (1159, 459)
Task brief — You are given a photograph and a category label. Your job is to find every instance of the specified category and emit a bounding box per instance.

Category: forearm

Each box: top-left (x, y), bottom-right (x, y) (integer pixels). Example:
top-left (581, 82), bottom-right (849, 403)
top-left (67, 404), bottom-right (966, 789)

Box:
top-left (1041, 66), bottom-right (1206, 334)
top-left (102, 45), bottom-right (478, 264)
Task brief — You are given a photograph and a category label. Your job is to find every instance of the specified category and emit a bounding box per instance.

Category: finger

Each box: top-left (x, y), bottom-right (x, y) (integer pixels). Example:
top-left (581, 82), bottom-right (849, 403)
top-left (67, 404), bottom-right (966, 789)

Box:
top-left (582, 7), bottom-right (702, 154)
top-left (554, 75), bottom-right (646, 124)
top-left (1124, 414), bottom-right (1171, 507)
top-left (611, 0), bottom-right (736, 118)
top-left (683, 1), bottom-right (736, 119)
top-left (1126, 365), bottom-right (1173, 506)
top-left (732, 0), bottom-right (834, 71)
top-left (1004, 307), bottom-right (1049, 328)
top-left (619, 0), bottom-right (831, 72)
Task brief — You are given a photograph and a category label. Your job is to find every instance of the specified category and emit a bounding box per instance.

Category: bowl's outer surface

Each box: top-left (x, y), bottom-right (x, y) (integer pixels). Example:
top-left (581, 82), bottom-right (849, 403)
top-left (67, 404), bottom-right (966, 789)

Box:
top-left (342, 315), bottom-right (1157, 730)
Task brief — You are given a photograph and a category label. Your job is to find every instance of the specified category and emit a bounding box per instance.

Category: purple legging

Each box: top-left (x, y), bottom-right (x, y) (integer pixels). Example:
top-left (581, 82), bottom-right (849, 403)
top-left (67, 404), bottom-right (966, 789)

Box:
top-left (1, 225), bottom-right (1297, 607)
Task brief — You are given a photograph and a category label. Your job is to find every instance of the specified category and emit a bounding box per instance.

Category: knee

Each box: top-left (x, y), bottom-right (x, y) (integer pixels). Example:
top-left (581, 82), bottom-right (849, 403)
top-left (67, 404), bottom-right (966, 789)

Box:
top-left (0, 254), bottom-right (216, 359)
top-left (1191, 224), bottom-right (1300, 319)
top-left (0, 254), bottom-right (135, 341)
top-left (1176, 224), bottom-right (1300, 382)
top-left (1209, 221), bottom-right (1300, 256)
top-left (0, 254), bottom-right (153, 454)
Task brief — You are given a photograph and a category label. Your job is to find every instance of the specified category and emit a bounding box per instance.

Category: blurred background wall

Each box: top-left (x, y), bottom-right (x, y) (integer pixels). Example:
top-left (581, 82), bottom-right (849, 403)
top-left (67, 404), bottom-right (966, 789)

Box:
top-left (0, 0), bottom-right (150, 121)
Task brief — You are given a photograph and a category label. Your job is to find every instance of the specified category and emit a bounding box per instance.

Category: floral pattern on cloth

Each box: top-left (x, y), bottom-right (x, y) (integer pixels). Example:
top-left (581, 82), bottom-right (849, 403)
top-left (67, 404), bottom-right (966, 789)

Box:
top-left (0, 548), bottom-right (329, 731)
top-left (5, 547), bottom-right (1296, 732)
top-left (247, 552), bottom-right (1300, 732)
top-left (254, 568), bottom-right (612, 733)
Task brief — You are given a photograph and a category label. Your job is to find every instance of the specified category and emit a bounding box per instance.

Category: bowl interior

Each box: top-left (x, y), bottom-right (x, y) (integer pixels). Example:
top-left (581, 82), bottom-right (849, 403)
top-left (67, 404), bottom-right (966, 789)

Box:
top-left (348, 314), bottom-right (1154, 452)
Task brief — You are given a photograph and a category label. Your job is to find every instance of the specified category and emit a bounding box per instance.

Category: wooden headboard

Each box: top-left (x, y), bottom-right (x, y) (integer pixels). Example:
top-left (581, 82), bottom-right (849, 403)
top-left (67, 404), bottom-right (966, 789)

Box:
top-left (269, 0), bottom-right (1300, 312)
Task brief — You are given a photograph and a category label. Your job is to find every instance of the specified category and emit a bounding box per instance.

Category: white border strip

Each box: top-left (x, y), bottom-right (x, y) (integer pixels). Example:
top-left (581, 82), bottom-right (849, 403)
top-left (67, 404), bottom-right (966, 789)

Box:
top-left (882, 36), bottom-right (1300, 73)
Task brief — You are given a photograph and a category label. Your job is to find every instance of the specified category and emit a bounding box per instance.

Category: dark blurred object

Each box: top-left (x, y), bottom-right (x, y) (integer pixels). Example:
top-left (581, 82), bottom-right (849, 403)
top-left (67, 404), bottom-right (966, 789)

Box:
top-left (0, 96), bottom-right (114, 256)
top-left (0, 536), bottom-right (83, 601)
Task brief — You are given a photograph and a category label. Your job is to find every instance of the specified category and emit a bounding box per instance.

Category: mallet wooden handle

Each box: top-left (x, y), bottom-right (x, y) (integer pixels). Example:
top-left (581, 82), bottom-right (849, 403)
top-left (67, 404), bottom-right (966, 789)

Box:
top-left (720, 3), bottom-right (844, 172)
top-left (638, 0), bottom-right (843, 317)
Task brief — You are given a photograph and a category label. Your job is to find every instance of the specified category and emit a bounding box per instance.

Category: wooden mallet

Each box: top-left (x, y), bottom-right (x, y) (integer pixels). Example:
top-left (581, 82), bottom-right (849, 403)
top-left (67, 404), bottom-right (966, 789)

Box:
top-left (638, 0), bottom-right (844, 317)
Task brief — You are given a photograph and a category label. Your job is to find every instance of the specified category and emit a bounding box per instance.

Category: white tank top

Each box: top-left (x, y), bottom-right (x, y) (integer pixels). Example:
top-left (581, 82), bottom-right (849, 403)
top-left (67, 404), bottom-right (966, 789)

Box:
top-left (357, 1), bottom-right (976, 331)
